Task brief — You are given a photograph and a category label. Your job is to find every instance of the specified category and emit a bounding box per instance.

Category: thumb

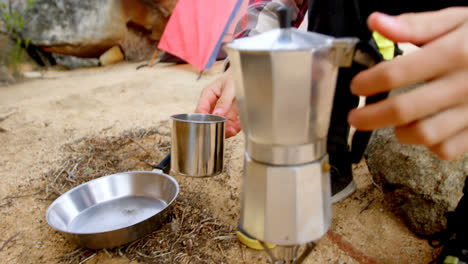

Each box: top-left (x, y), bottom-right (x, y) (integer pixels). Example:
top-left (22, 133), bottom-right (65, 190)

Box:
top-left (368, 8), bottom-right (468, 45)
top-left (212, 78), bottom-right (235, 117)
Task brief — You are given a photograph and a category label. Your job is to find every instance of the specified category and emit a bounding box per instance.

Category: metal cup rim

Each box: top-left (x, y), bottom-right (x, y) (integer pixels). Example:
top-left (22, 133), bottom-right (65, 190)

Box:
top-left (170, 113), bottom-right (226, 124)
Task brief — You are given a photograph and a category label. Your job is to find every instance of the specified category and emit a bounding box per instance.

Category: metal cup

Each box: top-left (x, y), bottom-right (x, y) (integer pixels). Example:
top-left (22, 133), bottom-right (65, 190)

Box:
top-left (170, 113), bottom-right (226, 177)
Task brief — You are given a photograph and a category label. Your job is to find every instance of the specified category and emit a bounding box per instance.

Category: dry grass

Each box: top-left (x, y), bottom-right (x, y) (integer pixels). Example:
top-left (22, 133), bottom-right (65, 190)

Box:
top-left (41, 121), bottom-right (239, 263)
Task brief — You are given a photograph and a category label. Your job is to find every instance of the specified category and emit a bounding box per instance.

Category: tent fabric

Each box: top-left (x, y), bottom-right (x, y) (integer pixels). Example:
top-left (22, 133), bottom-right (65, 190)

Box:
top-left (157, 0), bottom-right (244, 71)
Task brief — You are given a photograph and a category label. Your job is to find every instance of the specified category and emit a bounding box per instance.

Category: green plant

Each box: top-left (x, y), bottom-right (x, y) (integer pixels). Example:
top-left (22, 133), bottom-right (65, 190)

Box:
top-left (0, 0), bottom-right (35, 71)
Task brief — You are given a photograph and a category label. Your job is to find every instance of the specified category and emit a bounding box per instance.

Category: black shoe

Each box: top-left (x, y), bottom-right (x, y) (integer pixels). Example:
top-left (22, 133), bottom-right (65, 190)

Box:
top-left (329, 155), bottom-right (356, 204)
top-left (433, 238), bottom-right (468, 264)
top-left (430, 180), bottom-right (468, 264)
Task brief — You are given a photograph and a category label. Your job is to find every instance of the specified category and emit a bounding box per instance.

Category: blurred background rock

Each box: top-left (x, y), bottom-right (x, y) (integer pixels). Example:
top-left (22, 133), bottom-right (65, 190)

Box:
top-left (0, 0), bottom-right (178, 83)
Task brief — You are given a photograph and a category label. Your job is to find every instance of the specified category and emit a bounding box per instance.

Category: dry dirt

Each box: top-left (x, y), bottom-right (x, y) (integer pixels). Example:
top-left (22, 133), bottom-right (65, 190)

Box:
top-left (0, 61), bottom-right (439, 264)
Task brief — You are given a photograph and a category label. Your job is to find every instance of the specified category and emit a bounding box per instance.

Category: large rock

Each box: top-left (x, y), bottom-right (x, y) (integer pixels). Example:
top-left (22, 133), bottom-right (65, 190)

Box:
top-left (121, 0), bottom-right (177, 42)
top-left (23, 0), bottom-right (126, 57)
top-left (17, 0), bottom-right (176, 58)
top-left (365, 127), bottom-right (468, 236)
top-left (52, 54), bottom-right (99, 69)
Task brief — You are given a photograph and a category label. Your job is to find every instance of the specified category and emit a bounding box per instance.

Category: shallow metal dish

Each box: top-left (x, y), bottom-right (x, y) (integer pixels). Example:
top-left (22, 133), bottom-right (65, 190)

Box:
top-left (46, 169), bottom-right (179, 249)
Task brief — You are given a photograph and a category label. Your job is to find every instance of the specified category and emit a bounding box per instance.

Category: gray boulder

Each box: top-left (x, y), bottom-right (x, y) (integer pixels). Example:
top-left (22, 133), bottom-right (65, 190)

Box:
top-left (23, 0), bottom-right (126, 57)
top-left (52, 54), bottom-right (99, 69)
top-left (365, 127), bottom-right (468, 236)
top-left (0, 0), bottom-right (176, 60)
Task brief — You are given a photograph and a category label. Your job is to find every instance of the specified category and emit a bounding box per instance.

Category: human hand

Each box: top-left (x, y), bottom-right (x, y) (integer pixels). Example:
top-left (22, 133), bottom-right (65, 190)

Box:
top-left (195, 70), bottom-right (242, 138)
top-left (348, 8), bottom-right (468, 160)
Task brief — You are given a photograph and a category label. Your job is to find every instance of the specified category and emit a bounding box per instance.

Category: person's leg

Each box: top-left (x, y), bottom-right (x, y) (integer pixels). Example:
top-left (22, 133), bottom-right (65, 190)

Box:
top-left (327, 67), bottom-right (360, 202)
top-left (307, 0), bottom-right (372, 203)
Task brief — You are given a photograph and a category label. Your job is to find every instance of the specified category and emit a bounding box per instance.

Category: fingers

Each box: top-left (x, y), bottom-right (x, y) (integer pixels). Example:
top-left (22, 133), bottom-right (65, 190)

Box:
top-left (352, 9), bottom-right (468, 97)
top-left (212, 74), bottom-right (236, 116)
top-left (225, 120), bottom-right (241, 138)
top-left (349, 70), bottom-right (468, 131)
top-left (350, 8), bottom-right (468, 160)
top-left (195, 70), bottom-right (233, 114)
top-left (224, 99), bottom-right (242, 138)
top-left (195, 81), bottom-right (222, 114)
top-left (367, 8), bottom-right (468, 45)
top-left (430, 127), bottom-right (468, 160)
top-left (394, 103), bottom-right (468, 146)
top-left (194, 70), bottom-right (241, 138)
top-left (351, 23), bottom-right (468, 97)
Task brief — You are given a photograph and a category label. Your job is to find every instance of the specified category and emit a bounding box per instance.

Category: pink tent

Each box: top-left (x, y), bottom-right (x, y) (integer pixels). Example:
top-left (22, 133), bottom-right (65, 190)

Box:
top-left (157, 0), bottom-right (245, 71)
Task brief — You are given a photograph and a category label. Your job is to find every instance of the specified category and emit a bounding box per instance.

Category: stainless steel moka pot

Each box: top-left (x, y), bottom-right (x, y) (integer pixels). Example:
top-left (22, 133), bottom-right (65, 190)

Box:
top-left (224, 7), bottom-right (376, 262)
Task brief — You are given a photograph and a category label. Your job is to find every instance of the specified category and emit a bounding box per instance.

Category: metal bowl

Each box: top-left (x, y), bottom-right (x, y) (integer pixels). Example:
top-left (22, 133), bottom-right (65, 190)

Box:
top-left (46, 170), bottom-right (179, 249)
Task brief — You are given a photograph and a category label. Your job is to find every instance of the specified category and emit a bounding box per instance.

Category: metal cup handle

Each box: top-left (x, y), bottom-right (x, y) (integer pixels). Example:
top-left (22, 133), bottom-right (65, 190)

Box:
top-left (153, 153), bottom-right (171, 174)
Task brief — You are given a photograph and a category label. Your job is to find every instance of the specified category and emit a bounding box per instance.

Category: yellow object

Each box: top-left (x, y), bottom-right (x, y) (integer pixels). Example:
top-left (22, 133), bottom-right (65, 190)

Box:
top-left (372, 31), bottom-right (395, 60)
top-left (443, 256), bottom-right (460, 264)
top-left (322, 158), bottom-right (331, 173)
top-left (236, 230), bottom-right (276, 250)
top-left (99, 46), bottom-right (124, 66)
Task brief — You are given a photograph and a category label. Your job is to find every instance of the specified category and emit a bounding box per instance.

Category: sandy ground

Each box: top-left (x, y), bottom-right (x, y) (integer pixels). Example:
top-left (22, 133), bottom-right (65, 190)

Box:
top-left (0, 60), bottom-right (439, 264)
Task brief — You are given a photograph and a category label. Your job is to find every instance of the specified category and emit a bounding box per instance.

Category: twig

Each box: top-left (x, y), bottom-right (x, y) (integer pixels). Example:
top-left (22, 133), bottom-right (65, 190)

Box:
top-left (141, 238), bottom-right (153, 249)
top-left (102, 248), bottom-right (112, 258)
top-left (200, 218), bottom-right (214, 224)
top-left (46, 184), bottom-right (62, 196)
top-left (129, 138), bottom-right (151, 155)
top-left (136, 251), bottom-right (154, 258)
top-left (370, 176), bottom-right (384, 194)
top-left (158, 146), bottom-right (170, 151)
top-left (64, 248), bottom-right (83, 257)
top-left (184, 221), bottom-right (221, 238)
top-left (197, 71), bottom-right (204, 81)
top-left (240, 242), bottom-right (246, 264)
top-left (136, 250), bottom-right (170, 259)
top-left (99, 126), bottom-right (113, 133)
top-left (63, 172), bottom-right (77, 183)
top-left (214, 235), bottom-right (236, 241)
top-left (177, 207), bottom-right (186, 235)
top-left (360, 199), bottom-right (375, 214)
top-left (52, 161), bottom-right (69, 184)
top-left (170, 233), bottom-right (184, 252)
top-left (136, 63), bottom-right (148, 70)
top-left (143, 159), bottom-right (157, 168)
top-left (0, 232), bottom-right (20, 251)
top-left (155, 4), bottom-right (170, 17)
top-left (78, 252), bottom-right (96, 264)
top-left (3, 190), bottom-right (41, 200)
top-left (217, 243), bottom-right (264, 264)
top-left (0, 111), bottom-right (15, 122)
top-left (9, 190), bottom-right (44, 204)
top-left (173, 252), bottom-right (187, 262)
top-left (189, 254), bottom-right (209, 264)
top-left (70, 162), bottom-right (80, 177)
top-left (126, 236), bottom-right (145, 254)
